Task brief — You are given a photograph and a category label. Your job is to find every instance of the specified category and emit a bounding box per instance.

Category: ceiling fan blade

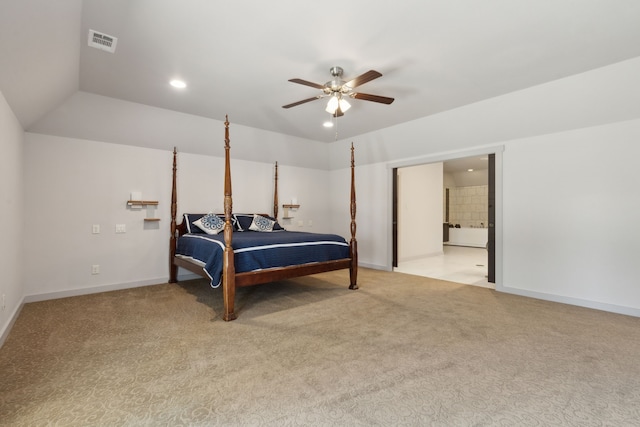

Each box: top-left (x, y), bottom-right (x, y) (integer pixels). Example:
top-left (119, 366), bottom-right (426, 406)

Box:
top-left (288, 78), bottom-right (325, 90)
top-left (282, 96), bottom-right (322, 109)
top-left (346, 70), bottom-right (382, 88)
top-left (351, 92), bottom-right (395, 105)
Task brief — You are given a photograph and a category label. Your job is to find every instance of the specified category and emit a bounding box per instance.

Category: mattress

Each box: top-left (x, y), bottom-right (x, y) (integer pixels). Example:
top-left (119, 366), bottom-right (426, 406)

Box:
top-left (176, 230), bottom-right (350, 287)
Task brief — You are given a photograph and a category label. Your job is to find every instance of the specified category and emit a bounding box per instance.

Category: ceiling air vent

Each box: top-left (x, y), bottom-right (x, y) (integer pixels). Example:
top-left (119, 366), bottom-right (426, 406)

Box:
top-left (88, 29), bottom-right (117, 53)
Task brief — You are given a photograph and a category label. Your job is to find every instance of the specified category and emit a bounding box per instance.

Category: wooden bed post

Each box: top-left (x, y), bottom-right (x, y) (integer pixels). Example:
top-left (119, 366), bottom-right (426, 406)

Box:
top-left (222, 116), bottom-right (237, 321)
top-left (349, 142), bottom-right (359, 290)
top-left (169, 147), bottom-right (178, 283)
top-left (273, 161), bottom-right (279, 219)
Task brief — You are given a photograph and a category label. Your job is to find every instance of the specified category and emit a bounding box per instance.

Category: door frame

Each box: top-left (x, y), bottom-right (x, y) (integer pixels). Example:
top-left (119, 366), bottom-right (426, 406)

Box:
top-left (392, 168), bottom-right (398, 268)
top-left (487, 153), bottom-right (496, 282)
top-left (388, 146), bottom-right (504, 286)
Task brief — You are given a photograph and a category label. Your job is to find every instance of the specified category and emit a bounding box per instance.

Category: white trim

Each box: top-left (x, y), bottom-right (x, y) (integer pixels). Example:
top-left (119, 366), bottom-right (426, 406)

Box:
top-left (497, 286), bottom-right (640, 318)
top-left (176, 272), bottom-right (203, 282)
top-left (386, 144), bottom-right (505, 170)
top-left (23, 277), bottom-right (168, 303)
top-left (0, 298), bottom-right (25, 348)
top-left (359, 262), bottom-right (392, 272)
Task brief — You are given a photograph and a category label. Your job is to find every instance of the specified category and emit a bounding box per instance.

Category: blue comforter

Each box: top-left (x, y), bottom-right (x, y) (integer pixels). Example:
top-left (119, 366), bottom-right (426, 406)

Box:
top-left (176, 231), bottom-right (350, 287)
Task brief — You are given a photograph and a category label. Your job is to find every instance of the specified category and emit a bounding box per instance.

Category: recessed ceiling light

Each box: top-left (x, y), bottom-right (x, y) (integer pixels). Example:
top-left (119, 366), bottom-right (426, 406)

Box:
top-left (323, 121), bottom-right (334, 128)
top-left (467, 168), bottom-right (474, 172)
top-left (170, 79), bottom-right (187, 89)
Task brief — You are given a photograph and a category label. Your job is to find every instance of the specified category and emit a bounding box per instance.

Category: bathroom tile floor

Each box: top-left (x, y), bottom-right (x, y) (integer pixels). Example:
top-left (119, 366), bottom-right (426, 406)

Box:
top-left (395, 245), bottom-right (494, 289)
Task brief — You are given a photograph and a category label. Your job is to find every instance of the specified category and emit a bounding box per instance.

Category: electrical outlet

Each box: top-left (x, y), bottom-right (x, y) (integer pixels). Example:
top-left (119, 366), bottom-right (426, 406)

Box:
top-left (92, 224), bottom-right (100, 234)
top-left (308, 220), bottom-right (313, 227)
top-left (115, 224), bottom-right (126, 233)
top-left (92, 265), bottom-right (100, 275)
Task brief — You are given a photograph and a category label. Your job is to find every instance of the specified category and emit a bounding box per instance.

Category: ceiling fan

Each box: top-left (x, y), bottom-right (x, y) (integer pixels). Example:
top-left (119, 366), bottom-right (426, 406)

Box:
top-left (282, 66), bottom-right (394, 117)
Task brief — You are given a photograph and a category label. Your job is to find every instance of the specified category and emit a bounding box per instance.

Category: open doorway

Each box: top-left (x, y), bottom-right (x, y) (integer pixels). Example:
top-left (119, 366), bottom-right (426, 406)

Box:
top-left (392, 154), bottom-right (496, 287)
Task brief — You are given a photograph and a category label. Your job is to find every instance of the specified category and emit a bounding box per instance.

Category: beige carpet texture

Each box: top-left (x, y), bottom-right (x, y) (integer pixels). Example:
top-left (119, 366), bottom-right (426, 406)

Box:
top-left (2, 268), bottom-right (640, 426)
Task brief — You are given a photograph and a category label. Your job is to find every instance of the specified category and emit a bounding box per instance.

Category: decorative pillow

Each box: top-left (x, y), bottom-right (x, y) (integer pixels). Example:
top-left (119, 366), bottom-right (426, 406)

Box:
top-left (235, 213), bottom-right (284, 231)
top-left (249, 214), bottom-right (276, 232)
top-left (193, 213), bottom-right (225, 235)
top-left (184, 213), bottom-right (237, 233)
top-left (234, 214), bottom-right (255, 231)
top-left (183, 213), bottom-right (205, 233)
top-left (270, 217), bottom-right (284, 231)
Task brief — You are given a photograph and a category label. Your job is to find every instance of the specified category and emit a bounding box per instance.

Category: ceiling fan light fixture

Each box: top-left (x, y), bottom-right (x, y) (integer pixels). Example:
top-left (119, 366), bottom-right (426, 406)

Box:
top-left (325, 95), bottom-right (351, 115)
top-left (284, 66), bottom-right (394, 115)
top-left (325, 96), bottom-right (339, 114)
top-left (338, 98), bottom-right (351, 113)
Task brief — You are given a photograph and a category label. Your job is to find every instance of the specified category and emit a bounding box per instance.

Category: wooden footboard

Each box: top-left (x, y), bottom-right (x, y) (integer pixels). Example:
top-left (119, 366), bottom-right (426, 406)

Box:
top-left (169, 116), bottom-right (358, 320)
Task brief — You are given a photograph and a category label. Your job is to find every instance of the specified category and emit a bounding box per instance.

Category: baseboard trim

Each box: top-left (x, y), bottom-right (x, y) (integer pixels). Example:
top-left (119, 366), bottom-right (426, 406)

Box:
top-left (359, 262), bottom-right (392, 272)
top-left (175, 272), bottom-right (203, 282)
top-left (21, 266), bottom-right (372, 305)
top-left (0, 297), bottom-right (25, 348)
top-left (24, 277), bottom-right (169, 304)
top-left (496, 285), bottom-right (640, 318)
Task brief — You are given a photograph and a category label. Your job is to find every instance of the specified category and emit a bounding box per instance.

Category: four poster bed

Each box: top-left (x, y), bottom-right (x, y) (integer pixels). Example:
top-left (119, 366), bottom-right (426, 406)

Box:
top-left (169, 116), bottom-right (358, 321)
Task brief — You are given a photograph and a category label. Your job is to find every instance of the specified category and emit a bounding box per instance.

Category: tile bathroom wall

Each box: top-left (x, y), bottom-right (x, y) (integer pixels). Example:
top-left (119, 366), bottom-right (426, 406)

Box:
top-left (448, 185), bottom-right (488, 228)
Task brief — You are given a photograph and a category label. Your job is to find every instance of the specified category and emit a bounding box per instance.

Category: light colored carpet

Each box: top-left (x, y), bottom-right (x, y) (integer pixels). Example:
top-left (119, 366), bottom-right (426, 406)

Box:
top-left (1, 268), bottom-right (640, 426)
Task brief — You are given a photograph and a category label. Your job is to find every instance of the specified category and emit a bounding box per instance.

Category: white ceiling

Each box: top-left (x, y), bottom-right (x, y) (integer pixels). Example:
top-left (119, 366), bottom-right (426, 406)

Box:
top-left (443, 156), bottom-right (488, 174)
top-left (2, 0), bottom-right (640, 144)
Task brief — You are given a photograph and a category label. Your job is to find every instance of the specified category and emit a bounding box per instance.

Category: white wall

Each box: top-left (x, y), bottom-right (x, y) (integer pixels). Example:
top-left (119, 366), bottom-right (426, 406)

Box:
top-left (22, 133), bottom-right (333, 300)
top-left (173, 151), bottom-right (267, 216)
top-left (174, 151), bottom-right (332, 231)
top-left (450, 169), bottom-right (488, 187)
top-left (31, 92), bottom-right (332, 170)
top-left (501, 119), bottom-right (640, 313)
top-left (397, 163), bottom-right (443, 261)
top-left (329, 56), bottom-right (640, 316)
top-left (23, 134), bottom-right (172, 299)
top-left (330, 56), bottom-right (640, 170)
top-left (339, 120), bottom-right (640, 315)
top-left (0, 90), bottom-right (24, 344)
top-left (330, 161), bottom-right (390, 270)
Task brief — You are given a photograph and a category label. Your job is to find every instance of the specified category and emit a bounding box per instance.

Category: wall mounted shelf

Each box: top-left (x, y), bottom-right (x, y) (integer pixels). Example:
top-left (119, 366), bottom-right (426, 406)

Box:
top-left (282, 204), bottom-right (300, 219)
top-left (127, 200), bottom-right (159, 207)
top-left (127, 200), bottom-right (160, 222)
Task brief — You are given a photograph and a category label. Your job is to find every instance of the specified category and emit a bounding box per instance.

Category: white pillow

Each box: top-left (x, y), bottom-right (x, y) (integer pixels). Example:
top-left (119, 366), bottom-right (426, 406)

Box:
top-left (193, 213), bottom-right (225, 235)
top-left (249, 214), bottom-right (275, 232)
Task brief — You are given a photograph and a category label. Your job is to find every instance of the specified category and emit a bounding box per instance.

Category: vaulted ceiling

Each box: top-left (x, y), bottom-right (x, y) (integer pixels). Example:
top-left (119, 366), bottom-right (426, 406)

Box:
top-left (2, 0), bottom-right (640, 144)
